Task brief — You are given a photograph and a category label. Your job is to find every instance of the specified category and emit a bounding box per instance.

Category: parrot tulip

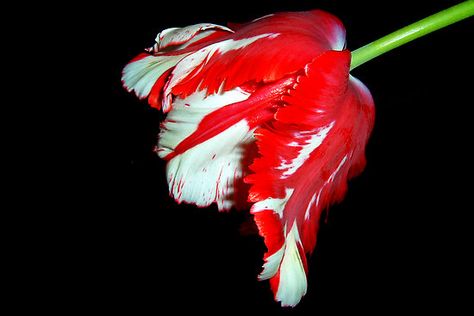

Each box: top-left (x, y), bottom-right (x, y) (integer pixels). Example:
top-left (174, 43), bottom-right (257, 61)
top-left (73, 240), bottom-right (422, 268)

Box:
top-left (122, 10), bottom-right (375, 307)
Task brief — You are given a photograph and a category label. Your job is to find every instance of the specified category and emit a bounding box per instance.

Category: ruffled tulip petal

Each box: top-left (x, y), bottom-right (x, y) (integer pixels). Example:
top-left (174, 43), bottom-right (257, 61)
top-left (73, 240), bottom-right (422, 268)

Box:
top-left (121, 53), bottom-right (185, 104)
top-left (158, 76), bottom-right (296, 211)
top-left (169, 10), bottom-right (346, 98)
top-left (246, 51), bottom-right (375, 306)
top-left (157, 87), bottom-right (253, 210)
top-left (122, 23), bottom-right (233, 110)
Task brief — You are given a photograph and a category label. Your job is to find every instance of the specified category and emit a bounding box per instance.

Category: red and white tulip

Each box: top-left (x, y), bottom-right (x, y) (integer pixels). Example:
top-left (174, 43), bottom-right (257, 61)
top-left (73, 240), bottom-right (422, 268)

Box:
top-left (122, 10), bottom-right (375, 307)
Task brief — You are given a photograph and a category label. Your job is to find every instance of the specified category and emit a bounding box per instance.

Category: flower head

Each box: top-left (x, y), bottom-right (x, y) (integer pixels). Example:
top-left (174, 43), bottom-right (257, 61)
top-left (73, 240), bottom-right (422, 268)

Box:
top-left (122, 10), bottom-right (375, 307)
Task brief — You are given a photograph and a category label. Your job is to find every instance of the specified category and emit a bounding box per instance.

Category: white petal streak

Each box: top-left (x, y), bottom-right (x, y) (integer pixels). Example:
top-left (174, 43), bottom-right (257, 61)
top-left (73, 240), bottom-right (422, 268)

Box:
top-left (165, 120), bottom-right (253, 210)
top-left (304, 193), bottom-right (317, 221)
top-left (331, 27), bottom-right (346, 51)
top-left (251, 188), bottom-right (294, 218)
top-left (259, 245), bottom-right (285, 280)
top-left (122, 54), bottom-right (186, 99)
top-left (276, 222), bottom-right (307, 307)
top-left (156, 23), bottom-right (233, 50)
top-left (159, 88), bottom-right (252, 210)
top-left (328, 154), bottom-right (348, 183)
top-left (158, 88), bottom-right (251, 158)
top-left (277, 121), bottom-right (335, 178)
top-left (252, 13), bottom-right (275, 22)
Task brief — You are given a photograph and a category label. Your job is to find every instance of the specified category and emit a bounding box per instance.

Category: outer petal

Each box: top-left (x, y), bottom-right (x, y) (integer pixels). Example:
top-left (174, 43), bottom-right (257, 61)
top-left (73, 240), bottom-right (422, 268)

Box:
top-left (158, 77), bottom-right (295, 211)
top-left (169, 10), bottom-right (346, 97)
top-left (121, 53), bottom-right (185, 106)
top-left (121, 23), bottom-right (233, 110)
top-left (245, 51), bottom-right (375, 306)
top-left (158, 87), bottom-right (252, 211)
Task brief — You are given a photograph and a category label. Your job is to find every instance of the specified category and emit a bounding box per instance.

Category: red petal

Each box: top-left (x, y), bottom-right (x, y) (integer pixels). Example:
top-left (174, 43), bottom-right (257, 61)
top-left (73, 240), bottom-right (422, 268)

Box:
top-left (245, 50), bottom-right (375, 305)
top-left (170, 10), bottom-right (345, 98)
top-left (253, 210), bottom-right (285, 256)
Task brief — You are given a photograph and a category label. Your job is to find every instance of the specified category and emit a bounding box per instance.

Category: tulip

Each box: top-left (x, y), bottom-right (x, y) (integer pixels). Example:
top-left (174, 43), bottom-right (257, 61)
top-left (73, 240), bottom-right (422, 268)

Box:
top-left (122, 2), bottom-right (473, 307)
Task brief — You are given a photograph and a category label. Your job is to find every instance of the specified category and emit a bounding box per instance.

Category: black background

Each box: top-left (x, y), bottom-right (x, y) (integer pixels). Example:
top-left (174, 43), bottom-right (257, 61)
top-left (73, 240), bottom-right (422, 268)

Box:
top-left (64, 0), bottom-right (473, 314)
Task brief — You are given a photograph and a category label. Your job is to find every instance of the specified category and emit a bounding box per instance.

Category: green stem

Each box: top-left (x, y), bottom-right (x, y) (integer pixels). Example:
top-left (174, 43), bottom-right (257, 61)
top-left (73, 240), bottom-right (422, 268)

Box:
top-left (350, 0), bottom-right (474, 70)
